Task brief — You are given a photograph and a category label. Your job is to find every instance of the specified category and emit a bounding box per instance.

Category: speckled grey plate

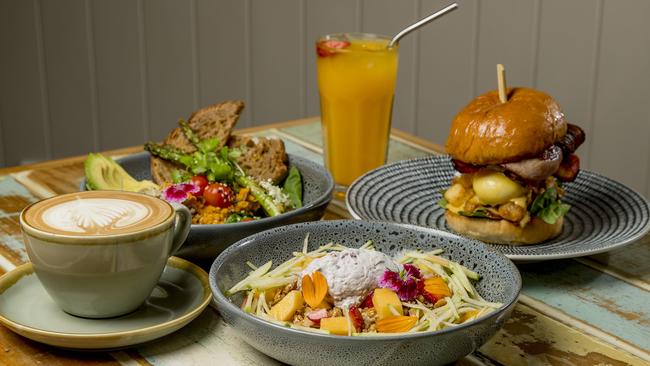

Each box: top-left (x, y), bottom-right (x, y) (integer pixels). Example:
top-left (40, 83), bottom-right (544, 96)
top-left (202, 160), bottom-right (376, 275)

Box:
top-left (346, 155), bottom-right (650, 262)
top-left (210, 220), bottom-right (521, 366)
top-left (80, 151), bottom-right (334, 260)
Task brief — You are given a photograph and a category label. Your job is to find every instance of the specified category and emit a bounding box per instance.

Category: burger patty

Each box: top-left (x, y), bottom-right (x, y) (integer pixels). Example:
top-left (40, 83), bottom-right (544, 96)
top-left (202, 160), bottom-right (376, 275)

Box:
top-left (453, 123), bottom-right (585, 183)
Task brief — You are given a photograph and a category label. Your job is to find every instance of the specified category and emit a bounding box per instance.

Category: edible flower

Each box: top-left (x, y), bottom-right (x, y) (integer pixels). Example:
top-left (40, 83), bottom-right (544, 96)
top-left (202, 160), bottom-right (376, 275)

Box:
top-left (378, 264), bottom-right (423, 301)
top-left (301, 271), bottom-right (329, 308)
top-left (162, 183), bottom-right (200, 203)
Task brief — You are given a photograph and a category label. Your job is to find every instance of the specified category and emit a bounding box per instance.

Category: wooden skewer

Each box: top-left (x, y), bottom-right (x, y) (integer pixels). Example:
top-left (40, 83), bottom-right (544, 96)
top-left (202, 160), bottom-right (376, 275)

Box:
top-left (496, 64), bottom-right (507, 103)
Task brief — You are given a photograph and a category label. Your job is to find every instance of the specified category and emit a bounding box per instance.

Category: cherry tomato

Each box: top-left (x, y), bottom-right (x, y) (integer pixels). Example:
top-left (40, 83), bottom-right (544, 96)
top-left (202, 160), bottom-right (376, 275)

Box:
top-left (203, 183), bottom-right (234, 208)
top-left (190, 175), bottom-right (209, 195)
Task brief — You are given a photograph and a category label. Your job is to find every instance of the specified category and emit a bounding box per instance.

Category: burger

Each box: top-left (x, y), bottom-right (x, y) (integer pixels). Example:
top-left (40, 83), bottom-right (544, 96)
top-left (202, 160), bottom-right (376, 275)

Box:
top-left (440, 87), bottom-right (585, 245)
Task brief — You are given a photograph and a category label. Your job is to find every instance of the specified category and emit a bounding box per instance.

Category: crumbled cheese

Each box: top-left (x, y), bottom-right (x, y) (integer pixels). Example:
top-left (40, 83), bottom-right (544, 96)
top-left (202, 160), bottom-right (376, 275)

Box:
top-left (260, 179), bottom-right (291, 207)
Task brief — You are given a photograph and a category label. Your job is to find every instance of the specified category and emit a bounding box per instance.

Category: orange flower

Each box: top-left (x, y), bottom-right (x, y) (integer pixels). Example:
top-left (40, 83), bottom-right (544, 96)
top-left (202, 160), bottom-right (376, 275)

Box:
top-left (301, 271), bottom-right (328, 308)
top-left (376, 315), bottom-right (418, 333)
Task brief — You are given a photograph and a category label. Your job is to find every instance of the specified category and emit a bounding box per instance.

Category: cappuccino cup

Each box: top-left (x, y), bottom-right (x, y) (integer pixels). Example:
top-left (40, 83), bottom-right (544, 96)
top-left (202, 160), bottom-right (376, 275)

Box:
top-left (20, 190), bottom-right (191, 318)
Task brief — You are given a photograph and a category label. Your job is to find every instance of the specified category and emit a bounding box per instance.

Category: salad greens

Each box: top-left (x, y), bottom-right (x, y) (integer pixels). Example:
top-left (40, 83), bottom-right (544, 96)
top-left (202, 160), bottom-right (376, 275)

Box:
top-left (145, 120), bottom-right (303, 217)
top-left (283, 166), bottom-right (303, 209)
top-left (530, 186), bottom-right (570, 224)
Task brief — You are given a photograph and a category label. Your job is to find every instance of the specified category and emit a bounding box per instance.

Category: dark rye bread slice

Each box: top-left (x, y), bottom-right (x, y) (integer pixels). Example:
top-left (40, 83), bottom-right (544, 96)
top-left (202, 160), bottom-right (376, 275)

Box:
top-left (150, 101), bottom-right (245, 184)
top-left (227, 135), bottom-right (289, 184)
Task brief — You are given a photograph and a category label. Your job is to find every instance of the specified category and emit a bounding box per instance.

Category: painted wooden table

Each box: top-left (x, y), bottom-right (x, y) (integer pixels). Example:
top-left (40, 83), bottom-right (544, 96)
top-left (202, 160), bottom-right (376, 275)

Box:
top-left (0, 118), bottom-right (648, 366)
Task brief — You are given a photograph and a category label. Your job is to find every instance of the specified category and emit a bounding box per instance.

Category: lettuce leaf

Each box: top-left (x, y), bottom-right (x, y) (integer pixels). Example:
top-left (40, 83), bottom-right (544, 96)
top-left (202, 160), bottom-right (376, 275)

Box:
top-left (530, 187), bottom-right (570, 224)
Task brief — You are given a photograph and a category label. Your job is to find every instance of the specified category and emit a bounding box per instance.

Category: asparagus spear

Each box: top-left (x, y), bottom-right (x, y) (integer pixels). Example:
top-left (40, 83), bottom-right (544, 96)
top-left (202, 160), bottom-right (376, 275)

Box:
top-left (146, 142), bottom-right (283, 217)
top-left (144, 142), bottom-right (189, 164)
top-left (179, 119), bottom-right (201, 148)
top-left (235, 173), bottom-right (283, 217)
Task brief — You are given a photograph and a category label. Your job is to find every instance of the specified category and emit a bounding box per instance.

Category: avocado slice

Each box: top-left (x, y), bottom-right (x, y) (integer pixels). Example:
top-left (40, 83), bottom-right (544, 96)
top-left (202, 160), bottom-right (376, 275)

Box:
top-left (85, 153), bottom-right (160, 196)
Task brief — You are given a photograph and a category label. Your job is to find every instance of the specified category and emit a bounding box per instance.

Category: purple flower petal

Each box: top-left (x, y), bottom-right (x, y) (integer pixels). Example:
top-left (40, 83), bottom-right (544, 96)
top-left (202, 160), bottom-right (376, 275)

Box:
top-left (177, 183), bottom-right (200, 194)
top-left (402, 264), bottom-right (422, 279)
top-left (378, 265), bottom-right (425, 301)
top-left (163, 185), bottom-right (189, 203)
top-left (378, 271), bottom-right (402, 292)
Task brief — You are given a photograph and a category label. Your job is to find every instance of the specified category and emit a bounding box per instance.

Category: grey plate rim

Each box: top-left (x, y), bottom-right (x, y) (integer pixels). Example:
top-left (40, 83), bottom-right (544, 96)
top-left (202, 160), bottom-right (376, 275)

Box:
top-left (345, 156), bottom-right (650, 262)
top-left (209, 219), bottom-right (522, 341)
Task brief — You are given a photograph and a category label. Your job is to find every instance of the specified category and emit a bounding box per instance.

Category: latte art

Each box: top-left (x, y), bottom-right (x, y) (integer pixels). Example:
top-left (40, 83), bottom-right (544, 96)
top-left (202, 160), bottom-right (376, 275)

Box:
top-left (22, 191), bottom-right (173, 237)
top-left (42, 199), bottom-right (151, 234)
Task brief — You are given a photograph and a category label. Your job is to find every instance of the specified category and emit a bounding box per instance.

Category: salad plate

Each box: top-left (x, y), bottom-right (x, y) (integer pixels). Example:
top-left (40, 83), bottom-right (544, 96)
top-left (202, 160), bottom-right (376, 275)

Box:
top-left (0, 257), bottom-right (210, 350)
top-left (346, 155), bottom-right (650, 262)
top-left (210, 220), bottom-right (520, 366)
top-left (80, 151), bottom-right (334, 260)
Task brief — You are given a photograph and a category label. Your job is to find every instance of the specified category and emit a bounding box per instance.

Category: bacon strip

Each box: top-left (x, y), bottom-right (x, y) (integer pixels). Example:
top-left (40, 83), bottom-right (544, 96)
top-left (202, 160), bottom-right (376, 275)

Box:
top-left (556, 154), bottom-right (580, 182)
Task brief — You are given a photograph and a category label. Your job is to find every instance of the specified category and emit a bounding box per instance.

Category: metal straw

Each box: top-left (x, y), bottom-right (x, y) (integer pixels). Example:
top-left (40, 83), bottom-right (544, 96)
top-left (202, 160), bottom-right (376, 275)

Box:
top-left (388, 3), bottom-right (459, 48)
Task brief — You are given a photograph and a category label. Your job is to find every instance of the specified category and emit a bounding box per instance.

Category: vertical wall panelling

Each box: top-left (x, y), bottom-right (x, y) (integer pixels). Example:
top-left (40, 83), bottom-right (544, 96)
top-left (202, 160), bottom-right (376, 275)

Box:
top-left (143, 0), bottom-right (196, 141)
top-left (0, 0), bottom-right (50, 166)
top-left (590, 0), bottom-right (650, 195)
top-left (0, 113), bottom-right (4, 166)
top-left (535, 0), bottom-right (600, 169)
top-left (528, 0), bottom-right (541, 88)
top-left (90, 0), bottom-right (147, 150)
top-left (250, 0), bottom-right (302, 125)
top-left (196, 0), bottom-right (250, 126)
top-left (40, 0), bottom-right (96, 159)
top-left (137, 0), bottom-right (150, 141)
top-left (304, 0), bottom-right (358, 117)
top-left (362, 0), bottom-right (418, 133)
top-left (190, 0), bottom-right (200, 111)
top-left (84, 0), bottom-right (100, 151)
top-left (298, 0), bottom-right (306, 117)
top-left (475, 0), bottom-right (536, 94)
top-left (416, 0), bottom-right (478, 144)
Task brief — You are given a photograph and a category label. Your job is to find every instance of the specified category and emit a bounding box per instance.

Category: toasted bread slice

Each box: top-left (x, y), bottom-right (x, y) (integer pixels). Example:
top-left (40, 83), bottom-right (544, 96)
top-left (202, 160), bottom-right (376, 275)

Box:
top-left (150, 100), bottom-right (245, 184)
top-left (228, 135), bottom-right (289, 184)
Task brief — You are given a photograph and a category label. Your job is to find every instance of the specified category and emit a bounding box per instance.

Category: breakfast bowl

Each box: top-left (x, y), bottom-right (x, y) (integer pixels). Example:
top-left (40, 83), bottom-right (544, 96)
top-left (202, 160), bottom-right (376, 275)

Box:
top-left (210, 220), bottom-right (521, 366)
top-left (80, 151), bottom-right (334, 260)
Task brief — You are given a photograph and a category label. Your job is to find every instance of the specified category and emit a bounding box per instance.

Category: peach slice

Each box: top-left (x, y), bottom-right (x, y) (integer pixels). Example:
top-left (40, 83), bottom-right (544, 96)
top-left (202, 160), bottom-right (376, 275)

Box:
top-left (320, 316), bottom-right (350, 335)
top-left (269, 290), bottom-right (304, 321)
top-left (372, 288), bottom-right (403, 320)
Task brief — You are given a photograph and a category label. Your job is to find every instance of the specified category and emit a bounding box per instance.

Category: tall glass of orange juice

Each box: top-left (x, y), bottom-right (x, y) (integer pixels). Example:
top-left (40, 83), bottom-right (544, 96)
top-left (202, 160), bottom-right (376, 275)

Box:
top-left (316, 33), bottom-right (398, 190)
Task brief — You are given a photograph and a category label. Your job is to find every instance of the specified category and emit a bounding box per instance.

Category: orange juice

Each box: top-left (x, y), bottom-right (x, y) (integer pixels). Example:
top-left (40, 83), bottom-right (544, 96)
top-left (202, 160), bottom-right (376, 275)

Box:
top-left (316, 33), bottom-right (398, 187)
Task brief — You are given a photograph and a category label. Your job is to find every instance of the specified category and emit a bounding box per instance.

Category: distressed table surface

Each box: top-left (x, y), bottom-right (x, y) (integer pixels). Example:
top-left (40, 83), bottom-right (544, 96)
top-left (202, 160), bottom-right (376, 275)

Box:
top-left (0, 118), bottom-right (647, 366)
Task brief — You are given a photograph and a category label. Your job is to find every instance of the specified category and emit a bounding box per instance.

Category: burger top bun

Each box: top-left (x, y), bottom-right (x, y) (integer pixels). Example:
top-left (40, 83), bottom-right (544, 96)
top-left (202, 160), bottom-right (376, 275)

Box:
top-left (445, 87), bottom-right (568, 165)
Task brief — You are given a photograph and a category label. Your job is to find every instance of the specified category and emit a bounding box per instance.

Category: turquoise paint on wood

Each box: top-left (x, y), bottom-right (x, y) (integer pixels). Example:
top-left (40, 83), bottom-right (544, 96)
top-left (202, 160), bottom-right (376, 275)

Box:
top-left (520, 259), bottom-right (650, 350)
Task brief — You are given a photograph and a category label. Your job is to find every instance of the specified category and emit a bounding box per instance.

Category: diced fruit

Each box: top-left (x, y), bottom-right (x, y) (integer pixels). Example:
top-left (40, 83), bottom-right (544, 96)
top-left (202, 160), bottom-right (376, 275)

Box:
top-left (306, 308), bottom-right (329, 325)
top-left (423, 277), bottom-right (452, 299)
top-left (203, 183), bottom-right (234, 208)
top-left (301, 271), bottom-right (329, 308)
top-left (372, 288), bottom-right (403, 320)
top-left (459, 310), bottom-right (479, 323)
top-left (190, 175), bottom-right (208, 195)
top-left (269, 290), bottom-right (304, 321)
top-left (320, 317), bottom-right (350, 335)
top-left (316, 40), bottom-right (350, 57)
top-left (349, 306), bottom-right (364, 331)
top-left (360, 291), bottom-right (374, 308)
top-left (376, 315), bottom-right (418, 333)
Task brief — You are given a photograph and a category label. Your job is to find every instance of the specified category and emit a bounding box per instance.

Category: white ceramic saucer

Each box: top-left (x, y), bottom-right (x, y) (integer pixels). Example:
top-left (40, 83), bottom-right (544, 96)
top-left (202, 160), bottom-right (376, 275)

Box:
top-left (0, 256), bottom-right (211, 350)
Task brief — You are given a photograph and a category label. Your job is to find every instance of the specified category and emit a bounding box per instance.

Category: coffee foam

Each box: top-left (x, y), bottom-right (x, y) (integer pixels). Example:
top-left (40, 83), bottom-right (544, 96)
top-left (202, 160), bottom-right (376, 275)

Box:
top-left (23, 191), bottom-right (173, 236)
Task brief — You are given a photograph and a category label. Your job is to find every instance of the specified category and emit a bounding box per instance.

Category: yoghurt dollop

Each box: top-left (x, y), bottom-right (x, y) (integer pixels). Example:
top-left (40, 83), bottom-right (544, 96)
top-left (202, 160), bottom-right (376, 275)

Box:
top-left (300, 248), bottom-right (399, 308)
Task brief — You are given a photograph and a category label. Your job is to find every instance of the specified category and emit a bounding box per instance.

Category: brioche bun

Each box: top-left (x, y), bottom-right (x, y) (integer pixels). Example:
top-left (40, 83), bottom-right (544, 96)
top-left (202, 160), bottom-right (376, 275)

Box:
top-left (445, 211), bottom-right (563, 245)
top-left (445, 88), bottom-right (567, 165)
